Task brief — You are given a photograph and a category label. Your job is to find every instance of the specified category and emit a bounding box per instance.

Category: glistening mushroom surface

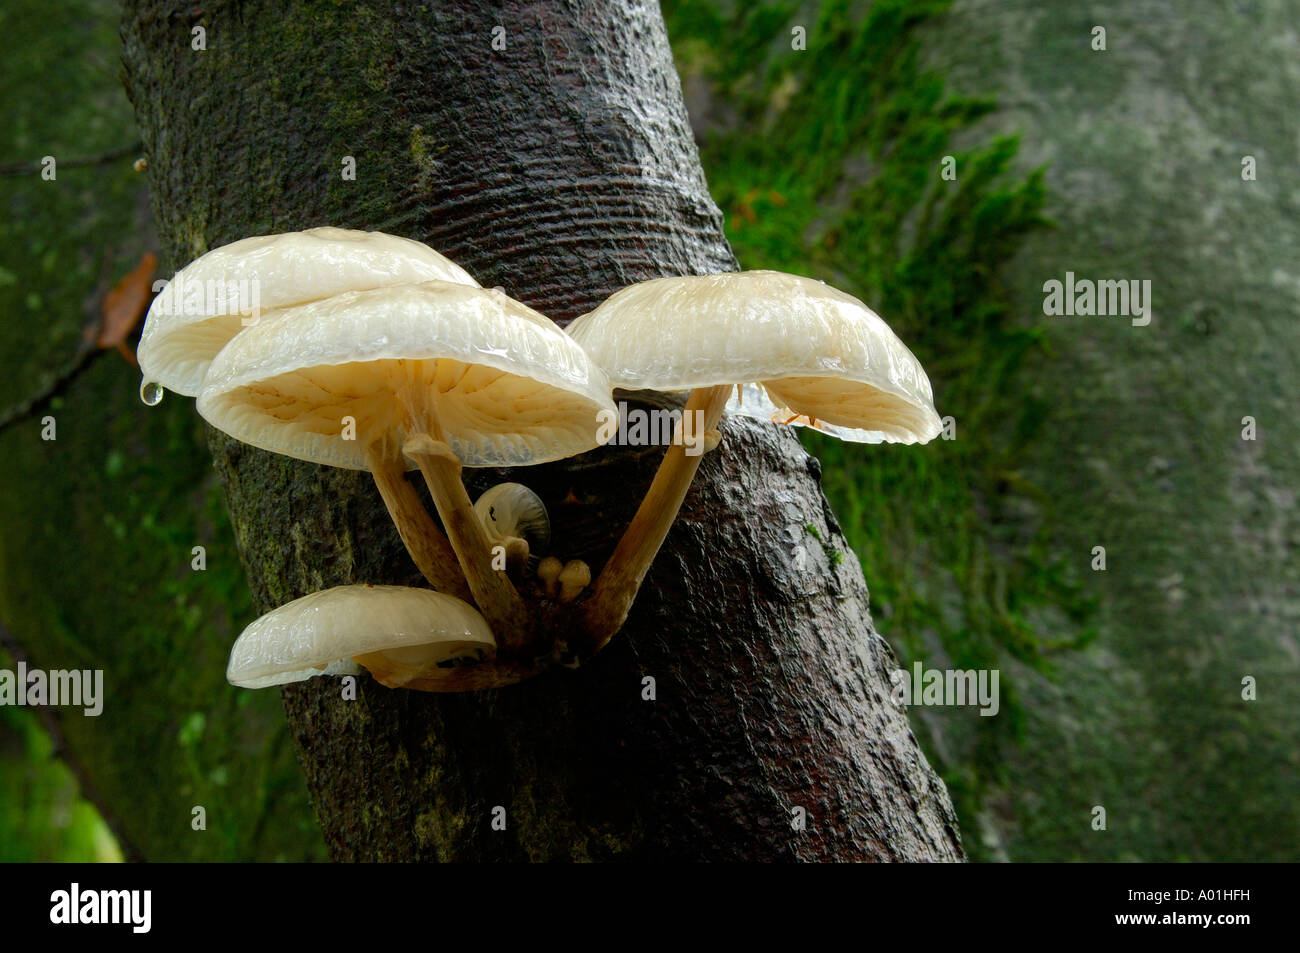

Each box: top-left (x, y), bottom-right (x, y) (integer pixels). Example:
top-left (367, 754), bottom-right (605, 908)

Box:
top-left (568, 269), bottom-right (943, 652)
top-left (138, 227), bottom-right (479, 397)
top-left (198, 279), bottom-right (616, 649)
top-left (226, 584), bottom-right (495, 689)
top-left (566, 270), bottom-right (942, 443)
top-left (197, 281), bottom-right (615, 469)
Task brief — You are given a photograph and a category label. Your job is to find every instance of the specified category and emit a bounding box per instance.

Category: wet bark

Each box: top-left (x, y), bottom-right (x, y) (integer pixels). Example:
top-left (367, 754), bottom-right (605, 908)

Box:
top-left (120, 0), bottom-right (962, 860)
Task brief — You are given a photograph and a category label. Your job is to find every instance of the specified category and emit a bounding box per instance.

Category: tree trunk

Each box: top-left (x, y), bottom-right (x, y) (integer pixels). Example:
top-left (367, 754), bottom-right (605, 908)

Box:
top-left (121, 0), bottom-right (962, 861)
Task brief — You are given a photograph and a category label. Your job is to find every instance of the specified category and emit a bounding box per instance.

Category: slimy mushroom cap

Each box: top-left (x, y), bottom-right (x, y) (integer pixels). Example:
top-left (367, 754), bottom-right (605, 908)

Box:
top-left (566, 270), bottom-right (942, 444)
top-left (139, 227), bottom-right (479, 397)
top-left (226, 584), bottom-right (495, 689)
top-left (197, 280), bottom-right (617, 469)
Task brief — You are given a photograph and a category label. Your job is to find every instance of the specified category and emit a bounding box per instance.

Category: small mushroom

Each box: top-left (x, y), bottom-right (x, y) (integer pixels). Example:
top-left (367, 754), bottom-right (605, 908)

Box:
top-left (138, 227), bottom-right (479, 399)
top-left (566, 270), bottom-right (942, 650)
top-left (557, 559), bottom-right (591, 604)
top-left (198, 280), bottom-right (616, 650)
top-left (474, 482), bottom-right (550, 575)
top-left (226, 584), bottom-right (502, 692)
top-left (536, 556), bottom-right (563, 599)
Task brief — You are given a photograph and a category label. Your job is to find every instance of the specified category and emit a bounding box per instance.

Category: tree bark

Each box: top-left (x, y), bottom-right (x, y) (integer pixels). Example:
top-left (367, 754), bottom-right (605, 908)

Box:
top-left (121, 0), bottom-right (963, 861)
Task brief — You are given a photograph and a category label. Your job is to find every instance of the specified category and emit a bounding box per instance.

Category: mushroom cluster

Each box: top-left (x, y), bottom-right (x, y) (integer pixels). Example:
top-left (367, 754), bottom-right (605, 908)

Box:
top-left (142, 230), bottom-right (941, 693)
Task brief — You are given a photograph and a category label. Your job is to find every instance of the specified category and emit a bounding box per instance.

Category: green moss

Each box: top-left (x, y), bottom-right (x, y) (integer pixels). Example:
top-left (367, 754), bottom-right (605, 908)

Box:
top-left (805, 523), bottom-right (844, 567)
top-left (664, 0), bottom-right (1093, 857)
top-left (917, 0), bottom-right (1300, 862)
top-left (667, 0), bottom-right (1300, 863)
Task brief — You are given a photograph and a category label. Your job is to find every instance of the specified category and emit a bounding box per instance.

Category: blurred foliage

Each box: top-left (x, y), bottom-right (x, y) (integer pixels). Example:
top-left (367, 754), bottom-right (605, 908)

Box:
top-left (0, 0), bottom-right (326, 862)
top-left (0, 661), bottom-right (121, 862)
top-left (663, 0), bottom-right (1095, 850)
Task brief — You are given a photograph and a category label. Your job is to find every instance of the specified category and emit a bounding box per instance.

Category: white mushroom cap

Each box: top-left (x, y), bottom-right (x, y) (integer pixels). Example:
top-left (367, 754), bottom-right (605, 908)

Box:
top-left (566, 270), bottom-right (942, 444)
top-left (197, 280), bottom-right (616, 468)
top-left (226, 584), bottom-right (495, 689)
top-left (139, 227), bottom-right (480, 397)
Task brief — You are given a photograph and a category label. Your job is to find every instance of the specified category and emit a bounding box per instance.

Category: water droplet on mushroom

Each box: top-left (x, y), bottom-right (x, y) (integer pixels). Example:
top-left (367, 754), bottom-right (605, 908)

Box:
top-left (140, 380), bottom-right (164, 406)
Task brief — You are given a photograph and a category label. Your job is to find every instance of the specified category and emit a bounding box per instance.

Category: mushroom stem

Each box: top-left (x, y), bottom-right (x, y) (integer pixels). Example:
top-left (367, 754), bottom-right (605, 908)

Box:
top-left (364, 445), bottom-right (472, 602)
top-left (502, 536), bottom-right (531, 577)
top-left (579, 384), bottom-right (731, 653)
top-left (403, 433), bottom-right (531, 652)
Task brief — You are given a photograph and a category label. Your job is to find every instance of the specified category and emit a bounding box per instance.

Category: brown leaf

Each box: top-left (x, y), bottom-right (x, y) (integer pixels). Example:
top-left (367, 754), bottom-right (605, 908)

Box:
top-left (98, 251), bottom-right (157, 365)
